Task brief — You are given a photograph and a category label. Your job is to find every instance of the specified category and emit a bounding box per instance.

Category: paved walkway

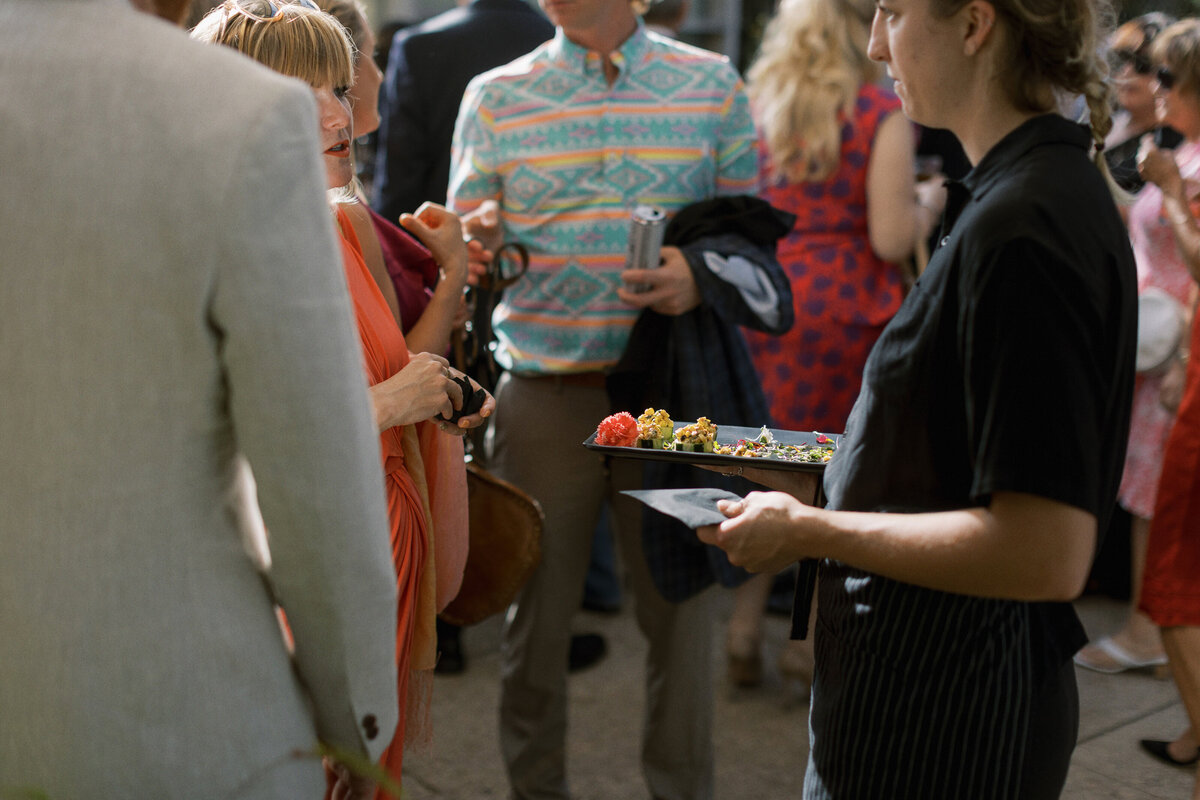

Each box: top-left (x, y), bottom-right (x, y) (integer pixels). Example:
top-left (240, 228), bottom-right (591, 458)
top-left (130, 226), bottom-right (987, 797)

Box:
top-left (402, 593), bottom-right (1194, 799)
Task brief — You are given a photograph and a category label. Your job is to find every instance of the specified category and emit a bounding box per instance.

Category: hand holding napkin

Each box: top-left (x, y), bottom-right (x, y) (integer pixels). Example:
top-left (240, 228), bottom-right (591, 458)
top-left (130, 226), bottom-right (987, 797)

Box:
top-left (621, 487), bottom-right (743, 528)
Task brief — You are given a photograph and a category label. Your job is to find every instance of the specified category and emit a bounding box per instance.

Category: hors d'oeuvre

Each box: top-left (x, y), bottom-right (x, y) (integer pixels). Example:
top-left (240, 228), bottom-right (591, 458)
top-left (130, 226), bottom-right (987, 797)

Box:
top-left (636, 408), bottom-right (674, 449)
top-left (674, 417), bottom-right (717, 453)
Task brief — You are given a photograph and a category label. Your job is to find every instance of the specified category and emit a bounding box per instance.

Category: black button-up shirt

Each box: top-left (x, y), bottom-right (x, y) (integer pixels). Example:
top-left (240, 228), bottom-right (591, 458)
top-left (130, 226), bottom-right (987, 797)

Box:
top-left (821, 108), bottom-right (1138, 678)
top-left (802, 113), bottom-right (1137, 799)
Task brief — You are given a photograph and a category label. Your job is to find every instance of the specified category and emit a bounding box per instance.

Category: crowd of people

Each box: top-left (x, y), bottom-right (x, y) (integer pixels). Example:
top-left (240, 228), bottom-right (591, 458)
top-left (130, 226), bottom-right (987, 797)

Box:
top-left (1085, 12), bottom-right (1200, 793)
top-left (3, 0), bottom-right (1200, 799)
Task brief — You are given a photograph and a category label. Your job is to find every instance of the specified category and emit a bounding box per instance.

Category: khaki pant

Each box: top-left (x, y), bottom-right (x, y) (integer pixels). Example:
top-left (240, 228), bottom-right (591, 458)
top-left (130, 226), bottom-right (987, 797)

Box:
top-left (486, 373), bottom-right (716, 800)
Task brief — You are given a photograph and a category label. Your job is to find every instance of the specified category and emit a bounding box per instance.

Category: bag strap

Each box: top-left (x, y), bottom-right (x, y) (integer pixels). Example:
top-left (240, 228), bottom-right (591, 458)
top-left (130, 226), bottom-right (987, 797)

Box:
top-left (452, 242), bottom-right (529, 393)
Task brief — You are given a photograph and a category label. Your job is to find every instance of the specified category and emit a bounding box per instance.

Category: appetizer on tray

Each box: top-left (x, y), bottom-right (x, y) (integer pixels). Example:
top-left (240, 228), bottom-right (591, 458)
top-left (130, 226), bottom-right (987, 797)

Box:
top-left (585, 409), bottom-right (839, 472)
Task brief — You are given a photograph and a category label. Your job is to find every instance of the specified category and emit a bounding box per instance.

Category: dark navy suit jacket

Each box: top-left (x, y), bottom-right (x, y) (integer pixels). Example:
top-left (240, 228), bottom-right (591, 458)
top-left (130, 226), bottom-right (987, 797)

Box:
top-left (372, 0), bottom-right (554, 222)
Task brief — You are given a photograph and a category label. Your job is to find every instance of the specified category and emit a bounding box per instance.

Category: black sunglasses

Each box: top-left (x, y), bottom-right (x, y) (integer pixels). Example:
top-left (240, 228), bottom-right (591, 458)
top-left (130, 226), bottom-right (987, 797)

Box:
top-left (1113, 48), bottom-right (1154, 76)
top-left (1158, 66), bottom-right (1178, 90)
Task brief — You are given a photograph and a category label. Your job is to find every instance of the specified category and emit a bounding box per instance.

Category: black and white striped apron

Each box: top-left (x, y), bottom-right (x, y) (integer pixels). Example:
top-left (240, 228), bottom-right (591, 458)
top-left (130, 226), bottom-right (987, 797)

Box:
top-left (800, 561), bottom-right (1078, 800)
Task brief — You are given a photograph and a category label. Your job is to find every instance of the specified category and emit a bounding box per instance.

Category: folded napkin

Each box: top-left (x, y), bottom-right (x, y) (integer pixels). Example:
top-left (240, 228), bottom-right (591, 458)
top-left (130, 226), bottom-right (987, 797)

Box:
top-left (622, 488), bottom-right (743, 529)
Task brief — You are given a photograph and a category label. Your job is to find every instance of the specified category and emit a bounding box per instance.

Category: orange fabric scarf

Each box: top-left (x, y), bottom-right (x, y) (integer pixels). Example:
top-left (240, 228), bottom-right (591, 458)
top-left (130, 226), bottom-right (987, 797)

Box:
top-left (333, 207), bottom-right (468, 794)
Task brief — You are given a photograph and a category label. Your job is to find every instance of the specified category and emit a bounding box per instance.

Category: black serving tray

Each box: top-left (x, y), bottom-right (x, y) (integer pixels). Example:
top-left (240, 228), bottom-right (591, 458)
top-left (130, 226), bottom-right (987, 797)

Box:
top-left (583, 422), bottom-right (840, 473)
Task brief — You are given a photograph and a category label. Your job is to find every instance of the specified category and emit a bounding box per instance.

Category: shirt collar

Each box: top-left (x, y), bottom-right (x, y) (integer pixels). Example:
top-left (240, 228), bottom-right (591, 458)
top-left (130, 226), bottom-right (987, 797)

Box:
top-left (960, 113), bottom-right (1093, 199)
top-left (937, 113), bottom-right (1092, 239)
top-left (548, 19), bottom-right (649, 81)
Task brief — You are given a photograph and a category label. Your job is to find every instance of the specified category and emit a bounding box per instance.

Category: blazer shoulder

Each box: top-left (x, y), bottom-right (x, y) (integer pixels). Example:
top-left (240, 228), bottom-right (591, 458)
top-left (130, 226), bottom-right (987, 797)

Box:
top-left (183, 39), bottom-right (312, 107)
top-left (396, 5), bottom-right (473, 43)
top-left (23, 9), bottom-right (318, 209)
top-left (130, 24), bottom-right (315, 139)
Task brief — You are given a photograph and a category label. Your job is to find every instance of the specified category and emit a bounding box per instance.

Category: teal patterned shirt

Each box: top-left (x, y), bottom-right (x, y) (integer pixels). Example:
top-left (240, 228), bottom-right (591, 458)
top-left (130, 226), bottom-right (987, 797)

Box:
top-left (448, 23), bottom-right (759, 373)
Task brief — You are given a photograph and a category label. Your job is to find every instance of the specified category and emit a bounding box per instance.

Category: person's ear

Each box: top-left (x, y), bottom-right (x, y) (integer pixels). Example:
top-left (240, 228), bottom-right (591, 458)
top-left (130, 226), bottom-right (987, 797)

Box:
top-left (960, 0), bottom-right (997, 57)
top-left (129, 0), bottom-right (191, 26)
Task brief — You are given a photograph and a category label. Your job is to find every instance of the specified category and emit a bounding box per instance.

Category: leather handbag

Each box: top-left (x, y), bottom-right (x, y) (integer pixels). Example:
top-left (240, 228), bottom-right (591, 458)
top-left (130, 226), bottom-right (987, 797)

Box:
top-left (439, 458), bottom-right (543, 627)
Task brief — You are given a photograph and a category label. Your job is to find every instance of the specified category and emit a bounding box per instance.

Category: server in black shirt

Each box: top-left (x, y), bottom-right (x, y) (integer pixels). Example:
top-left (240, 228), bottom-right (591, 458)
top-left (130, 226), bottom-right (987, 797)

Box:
top-left (699, 0), bottom-right (1136, 797)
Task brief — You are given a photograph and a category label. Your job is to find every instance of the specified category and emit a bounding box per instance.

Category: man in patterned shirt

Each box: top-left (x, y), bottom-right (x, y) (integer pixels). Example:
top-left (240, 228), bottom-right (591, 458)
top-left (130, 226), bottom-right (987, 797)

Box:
top-left (448, 0), bottom-right (757, 796)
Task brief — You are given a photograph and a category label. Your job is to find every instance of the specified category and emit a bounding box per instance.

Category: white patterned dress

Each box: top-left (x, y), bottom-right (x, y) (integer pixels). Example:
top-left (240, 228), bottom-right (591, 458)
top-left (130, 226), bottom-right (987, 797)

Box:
top-left (1117, 139), bottom-right (1200, 519)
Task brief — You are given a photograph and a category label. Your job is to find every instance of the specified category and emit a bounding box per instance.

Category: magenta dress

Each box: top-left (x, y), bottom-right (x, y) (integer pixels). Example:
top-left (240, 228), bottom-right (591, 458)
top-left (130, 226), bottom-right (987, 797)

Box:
top-left (1116, 139), bottom-right (1200, 519)
top-left (366, 204), bottom-right (440, 334)
top-left (744, 84), bottom-right (906, 434)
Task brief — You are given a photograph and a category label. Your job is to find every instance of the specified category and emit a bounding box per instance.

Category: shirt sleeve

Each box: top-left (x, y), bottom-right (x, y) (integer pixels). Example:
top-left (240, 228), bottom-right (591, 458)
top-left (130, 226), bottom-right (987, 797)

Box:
top-left (713, 70), bottom-right (760, 197)
top-left (961, 234), bottom-right (1108, 516)
top-left (210, 85), bottom-right (400, 762)
top-left (447, 76), bottom-right (502, 216)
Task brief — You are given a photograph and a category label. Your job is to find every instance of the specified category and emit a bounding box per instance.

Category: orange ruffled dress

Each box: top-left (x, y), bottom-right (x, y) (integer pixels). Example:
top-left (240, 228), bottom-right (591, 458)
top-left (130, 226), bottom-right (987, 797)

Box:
top-left (333, 206), bottom-right (468, 796)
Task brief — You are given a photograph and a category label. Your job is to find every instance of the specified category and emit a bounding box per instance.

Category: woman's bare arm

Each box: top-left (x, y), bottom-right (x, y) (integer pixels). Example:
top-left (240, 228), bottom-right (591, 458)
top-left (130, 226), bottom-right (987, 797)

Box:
top-left (865, 110), bottom-right (945, 264)
top-left (698, 490), bottom-right (1096, 602)
top-left (397, 203), bottom-right (470, 356)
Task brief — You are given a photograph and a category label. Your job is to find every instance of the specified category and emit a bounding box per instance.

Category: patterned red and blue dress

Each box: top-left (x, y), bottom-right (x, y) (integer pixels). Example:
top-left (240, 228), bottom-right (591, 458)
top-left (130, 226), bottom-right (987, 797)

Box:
top-left (744, 83), bottom-right (905, 434)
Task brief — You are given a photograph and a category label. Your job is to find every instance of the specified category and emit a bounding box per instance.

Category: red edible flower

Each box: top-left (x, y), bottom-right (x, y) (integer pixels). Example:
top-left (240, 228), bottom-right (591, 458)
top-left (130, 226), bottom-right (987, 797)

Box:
top-left (596, 412), bottom-right (639, 447)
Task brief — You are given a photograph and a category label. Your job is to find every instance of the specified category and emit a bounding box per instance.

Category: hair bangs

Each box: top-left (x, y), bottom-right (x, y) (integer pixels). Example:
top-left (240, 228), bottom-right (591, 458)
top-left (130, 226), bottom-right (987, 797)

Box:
top-left (250, 8), bottom-right (354, 88)
top-left (193, 2), bottom-right (354, 90)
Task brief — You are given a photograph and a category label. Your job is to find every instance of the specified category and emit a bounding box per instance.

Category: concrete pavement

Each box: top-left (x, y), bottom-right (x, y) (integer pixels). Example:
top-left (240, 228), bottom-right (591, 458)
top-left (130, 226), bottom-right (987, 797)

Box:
top-left (401, 593), bottom-right (1194, 799)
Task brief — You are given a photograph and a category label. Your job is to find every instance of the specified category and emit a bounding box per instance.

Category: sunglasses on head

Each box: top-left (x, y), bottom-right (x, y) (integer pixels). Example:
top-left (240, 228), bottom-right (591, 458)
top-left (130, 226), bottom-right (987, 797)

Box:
top-left (269, 0), bottom-right (320, 12)
top-left (1112, 49), bottom-right (1154, 75)
top-left (1157, 66), bottom-right (1178, 90)
top-left (230, 0), bottom-right (319, 21)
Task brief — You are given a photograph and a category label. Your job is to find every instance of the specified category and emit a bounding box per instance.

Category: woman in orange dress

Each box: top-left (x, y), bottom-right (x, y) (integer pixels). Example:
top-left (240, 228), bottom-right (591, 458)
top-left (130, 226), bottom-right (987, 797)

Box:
top-left (333, 204), bottom-right (477, 795)
top-left (192, 3), bottom-right (491, 797)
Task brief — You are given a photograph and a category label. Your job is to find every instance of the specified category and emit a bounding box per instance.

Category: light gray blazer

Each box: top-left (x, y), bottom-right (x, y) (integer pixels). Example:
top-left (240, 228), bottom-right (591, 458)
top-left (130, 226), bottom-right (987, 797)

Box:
top-left (0, 1), bottom-right (400, 796)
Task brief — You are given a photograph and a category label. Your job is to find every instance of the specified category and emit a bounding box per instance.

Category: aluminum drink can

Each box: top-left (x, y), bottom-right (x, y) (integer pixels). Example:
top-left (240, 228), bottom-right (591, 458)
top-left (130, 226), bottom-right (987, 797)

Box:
top-left (625, 204), bottom-right (666, 292)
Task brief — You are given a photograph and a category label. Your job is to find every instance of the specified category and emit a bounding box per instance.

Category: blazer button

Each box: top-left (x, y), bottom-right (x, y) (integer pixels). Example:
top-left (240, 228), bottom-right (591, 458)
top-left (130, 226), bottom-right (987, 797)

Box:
top-left (362, 714), bottom-right (379, 740)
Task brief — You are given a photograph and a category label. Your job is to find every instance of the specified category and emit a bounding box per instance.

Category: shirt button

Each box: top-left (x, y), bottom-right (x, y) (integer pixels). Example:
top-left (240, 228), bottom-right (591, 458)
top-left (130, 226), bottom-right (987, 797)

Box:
top-left (362, 714), bottom-right (379, 740)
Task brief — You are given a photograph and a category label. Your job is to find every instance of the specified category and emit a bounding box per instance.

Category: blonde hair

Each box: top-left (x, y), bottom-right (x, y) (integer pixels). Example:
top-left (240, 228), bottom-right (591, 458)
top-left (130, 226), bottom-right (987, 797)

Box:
top-left (1153, 19), bottom-right (1200, 99)
top-left (314, 0), bottom-right (369, 63)
top-left (191, 0), bottom-right (354, 91)
top-left (1110, 12), bottom-right (1172, 56)
top-left (747, 0), bottom-right (879, 183)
